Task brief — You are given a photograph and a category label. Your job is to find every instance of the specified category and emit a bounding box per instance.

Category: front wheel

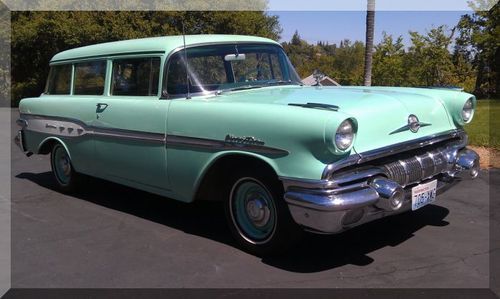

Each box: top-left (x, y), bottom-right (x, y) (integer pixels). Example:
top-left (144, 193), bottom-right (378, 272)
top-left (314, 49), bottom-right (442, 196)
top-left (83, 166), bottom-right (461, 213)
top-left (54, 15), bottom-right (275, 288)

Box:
top-left (225, 171), bottom-right (302, 256)
top-left (50, 143), bottom-right (80, 193)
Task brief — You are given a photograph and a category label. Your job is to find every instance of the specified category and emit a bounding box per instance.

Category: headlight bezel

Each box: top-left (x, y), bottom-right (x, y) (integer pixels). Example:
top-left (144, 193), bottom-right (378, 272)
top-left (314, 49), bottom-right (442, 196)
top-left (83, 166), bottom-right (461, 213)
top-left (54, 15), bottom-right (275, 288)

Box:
top-left (334, 118), bottom-right (356, 152)
top-left (461, 97), bottom-right (474, 123)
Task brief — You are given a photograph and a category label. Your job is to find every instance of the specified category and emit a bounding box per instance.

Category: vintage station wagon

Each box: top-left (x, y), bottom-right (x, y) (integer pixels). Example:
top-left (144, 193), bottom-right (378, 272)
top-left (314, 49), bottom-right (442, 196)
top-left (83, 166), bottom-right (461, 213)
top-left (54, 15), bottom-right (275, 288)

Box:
top-left (16, 35), bottom-right (480, 255)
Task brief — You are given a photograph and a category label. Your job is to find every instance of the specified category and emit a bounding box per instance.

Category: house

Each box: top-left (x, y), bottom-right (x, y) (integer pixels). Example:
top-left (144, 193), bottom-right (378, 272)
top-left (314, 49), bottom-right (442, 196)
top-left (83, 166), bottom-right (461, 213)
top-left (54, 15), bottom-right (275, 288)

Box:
top-left (302, 74), bottom-right (340, 86)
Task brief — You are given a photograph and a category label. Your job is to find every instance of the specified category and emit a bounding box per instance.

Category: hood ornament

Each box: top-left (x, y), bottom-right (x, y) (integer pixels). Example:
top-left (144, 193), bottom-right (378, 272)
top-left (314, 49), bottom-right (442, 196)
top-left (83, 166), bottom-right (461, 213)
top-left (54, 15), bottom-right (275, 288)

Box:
top-left (390, 114), bottom-right (431, 135)
top-left (312, 69), bottom-right (325, 86)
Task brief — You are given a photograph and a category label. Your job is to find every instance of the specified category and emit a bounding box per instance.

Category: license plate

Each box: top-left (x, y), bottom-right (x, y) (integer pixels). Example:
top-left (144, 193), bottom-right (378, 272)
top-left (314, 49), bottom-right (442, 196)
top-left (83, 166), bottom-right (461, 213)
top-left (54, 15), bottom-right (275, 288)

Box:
top-left (411, 180), bottom-right (437, 211)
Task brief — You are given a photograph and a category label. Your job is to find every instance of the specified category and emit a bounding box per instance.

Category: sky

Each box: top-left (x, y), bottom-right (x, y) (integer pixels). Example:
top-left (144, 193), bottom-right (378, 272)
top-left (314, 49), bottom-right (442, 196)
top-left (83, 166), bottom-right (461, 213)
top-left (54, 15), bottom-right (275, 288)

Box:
top-left (270, 11), bottom-right (472, 46)
top-left (267, 0), bottom-right (475, 11)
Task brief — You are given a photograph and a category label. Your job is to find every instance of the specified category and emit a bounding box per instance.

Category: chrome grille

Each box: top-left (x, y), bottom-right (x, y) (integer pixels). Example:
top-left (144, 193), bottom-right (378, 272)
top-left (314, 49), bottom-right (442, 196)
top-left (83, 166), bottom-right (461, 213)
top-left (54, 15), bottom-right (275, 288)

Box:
top-left (418, 154), bottom-right (435, 178)
top-left (385, 162), bottom-right (406, 185)
top-left (384, 150), bottom-right (449, 186)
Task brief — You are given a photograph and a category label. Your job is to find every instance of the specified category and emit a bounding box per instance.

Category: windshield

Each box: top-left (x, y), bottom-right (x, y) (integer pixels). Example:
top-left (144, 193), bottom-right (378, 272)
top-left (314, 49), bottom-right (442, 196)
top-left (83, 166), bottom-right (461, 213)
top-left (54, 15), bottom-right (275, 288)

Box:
top-left (163, 43), bottom-right (302, 97)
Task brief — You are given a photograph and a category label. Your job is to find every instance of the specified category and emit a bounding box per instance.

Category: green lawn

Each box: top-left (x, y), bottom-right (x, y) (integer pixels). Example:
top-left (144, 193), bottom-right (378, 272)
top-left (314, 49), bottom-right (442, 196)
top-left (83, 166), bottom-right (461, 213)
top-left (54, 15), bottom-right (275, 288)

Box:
top-left (465, 99), bottom-right (500, 150)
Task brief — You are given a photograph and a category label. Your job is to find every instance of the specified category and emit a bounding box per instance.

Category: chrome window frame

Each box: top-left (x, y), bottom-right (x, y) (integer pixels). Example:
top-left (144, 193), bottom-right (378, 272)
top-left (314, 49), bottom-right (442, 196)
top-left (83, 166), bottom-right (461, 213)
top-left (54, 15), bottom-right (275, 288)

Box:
top-left (47, 51), bottom-right (166, 99)
top-left (160, 41), bottom-right (300, 100)
top-left (73, 60), bottom-right (108, 96)
top-left (109, 56), bottom-right (162, 97)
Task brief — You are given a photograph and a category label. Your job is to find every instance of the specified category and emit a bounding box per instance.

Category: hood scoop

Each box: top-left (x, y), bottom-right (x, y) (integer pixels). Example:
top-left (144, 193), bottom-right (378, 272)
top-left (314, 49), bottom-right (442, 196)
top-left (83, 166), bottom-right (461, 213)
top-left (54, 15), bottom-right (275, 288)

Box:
top-left (288, 102), bottom-right (339, 111)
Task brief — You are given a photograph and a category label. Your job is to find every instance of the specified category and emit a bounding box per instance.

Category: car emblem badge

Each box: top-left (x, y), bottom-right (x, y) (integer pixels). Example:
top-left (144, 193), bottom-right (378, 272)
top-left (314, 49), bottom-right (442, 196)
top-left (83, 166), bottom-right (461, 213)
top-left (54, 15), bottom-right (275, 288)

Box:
top-left (408, 114), bottom-right (420, 133)
top-left (389, 114), bottom-right (431, 135)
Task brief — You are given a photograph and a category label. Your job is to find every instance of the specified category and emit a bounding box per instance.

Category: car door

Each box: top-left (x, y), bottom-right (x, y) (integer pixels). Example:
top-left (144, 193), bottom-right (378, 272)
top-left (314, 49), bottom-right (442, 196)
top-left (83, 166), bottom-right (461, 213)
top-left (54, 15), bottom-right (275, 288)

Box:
top-left (38, 63), bottom-right (98, 176)
top-left (91, 57), bottom-right (171, 193)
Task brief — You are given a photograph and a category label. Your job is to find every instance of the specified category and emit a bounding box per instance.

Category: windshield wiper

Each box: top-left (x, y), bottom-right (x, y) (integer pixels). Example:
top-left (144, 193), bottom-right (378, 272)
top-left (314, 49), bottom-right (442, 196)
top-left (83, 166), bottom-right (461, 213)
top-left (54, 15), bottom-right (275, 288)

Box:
top-left (288, 102), bottom-right (339, 111)
top-left (266, 80), bottom-right (298, 86)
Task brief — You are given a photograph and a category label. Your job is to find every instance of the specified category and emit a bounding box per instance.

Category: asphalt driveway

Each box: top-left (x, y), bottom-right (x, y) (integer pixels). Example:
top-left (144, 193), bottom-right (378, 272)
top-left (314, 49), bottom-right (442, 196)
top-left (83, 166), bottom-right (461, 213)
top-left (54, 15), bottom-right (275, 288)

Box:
top-left (9, 109), bottom-right (492, 288)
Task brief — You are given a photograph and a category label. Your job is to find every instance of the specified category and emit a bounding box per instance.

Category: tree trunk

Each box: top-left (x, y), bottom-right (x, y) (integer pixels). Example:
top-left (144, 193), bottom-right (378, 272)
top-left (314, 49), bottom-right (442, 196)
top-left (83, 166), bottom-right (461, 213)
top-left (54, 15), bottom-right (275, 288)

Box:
top-left (363, 0), bottom-right (375, 86)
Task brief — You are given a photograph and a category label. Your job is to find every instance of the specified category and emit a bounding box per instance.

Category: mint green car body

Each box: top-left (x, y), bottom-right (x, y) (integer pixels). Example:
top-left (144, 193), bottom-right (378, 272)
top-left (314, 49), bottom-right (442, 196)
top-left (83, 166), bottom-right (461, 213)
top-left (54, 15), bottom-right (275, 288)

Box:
top-left (17, 35), bottom-right (479, 241)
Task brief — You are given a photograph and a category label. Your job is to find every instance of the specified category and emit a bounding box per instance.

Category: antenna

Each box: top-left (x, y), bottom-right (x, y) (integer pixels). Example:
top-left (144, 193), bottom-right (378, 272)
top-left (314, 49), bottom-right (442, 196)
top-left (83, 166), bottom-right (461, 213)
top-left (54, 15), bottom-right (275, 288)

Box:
top-left (182, 22), bottom-right (191, 99)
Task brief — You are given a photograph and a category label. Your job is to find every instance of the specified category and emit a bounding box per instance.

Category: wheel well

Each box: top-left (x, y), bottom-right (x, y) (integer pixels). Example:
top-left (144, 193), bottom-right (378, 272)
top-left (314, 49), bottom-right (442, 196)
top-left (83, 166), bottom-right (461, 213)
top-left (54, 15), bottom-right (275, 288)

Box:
top-left (194, 154), bottom-right (279, 202)
top-left (38, 139), bottom-right (58, 155)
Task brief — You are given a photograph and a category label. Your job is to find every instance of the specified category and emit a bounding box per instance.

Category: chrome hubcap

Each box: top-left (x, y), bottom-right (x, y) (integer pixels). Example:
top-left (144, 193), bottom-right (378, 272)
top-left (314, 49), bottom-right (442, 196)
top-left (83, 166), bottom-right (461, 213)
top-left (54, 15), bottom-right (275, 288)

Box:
top-left (59, 155), bottom-right (71, 177)
top-left (53, 145), bottom-right (71, 185)
top-left (229, 178), bottom-right (277, 244)
top-left (245, 197), bottom-right (271, 228)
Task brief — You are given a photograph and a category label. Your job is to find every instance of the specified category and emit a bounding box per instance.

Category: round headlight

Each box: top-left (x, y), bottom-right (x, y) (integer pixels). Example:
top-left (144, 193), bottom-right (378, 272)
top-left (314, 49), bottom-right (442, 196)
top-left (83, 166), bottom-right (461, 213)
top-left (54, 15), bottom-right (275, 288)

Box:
top-left (461, 98), bottom-right (474, 123)
top-left (335, 119), bottom-right (354, 150)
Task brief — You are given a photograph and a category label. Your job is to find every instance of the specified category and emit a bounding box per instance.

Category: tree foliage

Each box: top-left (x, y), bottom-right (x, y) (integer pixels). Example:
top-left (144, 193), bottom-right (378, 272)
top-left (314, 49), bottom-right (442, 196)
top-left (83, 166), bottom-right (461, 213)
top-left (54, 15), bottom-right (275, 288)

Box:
top-left (281, 1), bottom-right (497, 97)
top-left (10, 11), bottom-right (281, 105)
top-left (283, 18), bottom-right (495, 95)
top-left (282, 33), bottom-right (364, 85)
top-left (7, 0), bottom-right (268, 11)
top-left (0, 3), bottom-right (9, 106)
top-left (456, 0), bottom-right (499, 96)
top-left (405, 26), bottom-right (457, 87)
top-left (372, 33), bottom-right (406, 86)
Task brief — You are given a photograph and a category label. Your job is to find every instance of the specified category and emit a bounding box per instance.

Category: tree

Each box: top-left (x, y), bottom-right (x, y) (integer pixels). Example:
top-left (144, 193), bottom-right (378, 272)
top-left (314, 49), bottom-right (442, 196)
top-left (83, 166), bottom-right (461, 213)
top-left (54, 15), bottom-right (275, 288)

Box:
top-left (372, 33), bottom-right (406, 86)
top-left (456, 0), bottom-right (499, 97)
top-left (282, 36), bottom-right (364, 85)
top-left (0, 2), bottom-right (9, 107)
top-left (291, 30), bottom-right (302, 46)
top-left (332, 40), bottom-right (365, 85)
top-left (363, 0), bottom-right (375, 86)
top-left (405, 26), bottom-right (458, 87)
top-left (11, 11), bottom-right (281, 106)
top-left (281, 31), bottom-right (316, 77)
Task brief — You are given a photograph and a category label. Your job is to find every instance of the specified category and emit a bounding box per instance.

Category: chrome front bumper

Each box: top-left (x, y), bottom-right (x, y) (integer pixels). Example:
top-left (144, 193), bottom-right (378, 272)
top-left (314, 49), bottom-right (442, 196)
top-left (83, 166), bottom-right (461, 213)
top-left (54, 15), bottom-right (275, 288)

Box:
top-left (282, 134), bottom-right (479, 234)
top-left (14, 130), bottom-right (26, 152)
top-left (14, 122), bottom-right (33, 156)
top-left (14, 118), bottom-right (26, 152)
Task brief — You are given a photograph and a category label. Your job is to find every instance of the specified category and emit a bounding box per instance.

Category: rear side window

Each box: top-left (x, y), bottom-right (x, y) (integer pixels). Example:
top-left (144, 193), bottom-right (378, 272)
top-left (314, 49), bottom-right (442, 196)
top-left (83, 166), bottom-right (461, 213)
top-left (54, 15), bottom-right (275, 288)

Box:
top-left (46, 64), bottom-right (72, 95)
top-left (111, 57), bottom-right (160, 96)
top-left (74, 61), bottom-right (106, 95)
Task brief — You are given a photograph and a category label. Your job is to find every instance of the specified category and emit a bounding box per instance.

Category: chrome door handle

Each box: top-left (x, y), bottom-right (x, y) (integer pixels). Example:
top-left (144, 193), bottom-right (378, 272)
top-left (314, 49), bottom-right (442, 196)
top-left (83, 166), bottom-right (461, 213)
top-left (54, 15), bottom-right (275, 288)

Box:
top-left (96, 103), bottom-right (108, 113)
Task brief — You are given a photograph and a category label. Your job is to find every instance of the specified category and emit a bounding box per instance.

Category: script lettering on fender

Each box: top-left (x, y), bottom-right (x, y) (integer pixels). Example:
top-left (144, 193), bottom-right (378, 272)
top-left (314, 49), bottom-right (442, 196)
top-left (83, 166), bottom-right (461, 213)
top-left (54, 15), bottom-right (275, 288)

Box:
top-left (224, 134), bottom-right (265, 146)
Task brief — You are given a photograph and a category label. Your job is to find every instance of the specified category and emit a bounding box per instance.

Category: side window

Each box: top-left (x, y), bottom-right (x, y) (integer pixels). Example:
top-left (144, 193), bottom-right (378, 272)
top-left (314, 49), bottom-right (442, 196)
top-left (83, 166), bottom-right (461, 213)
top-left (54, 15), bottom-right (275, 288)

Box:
top-left (46, 64), bottom-right (72, 95)
top-left (74, 61), bottom-right (106, 95)
top-left (111, 57), bottom-right (160, 96)
top-left (166, 54), bottom-right (188, 95)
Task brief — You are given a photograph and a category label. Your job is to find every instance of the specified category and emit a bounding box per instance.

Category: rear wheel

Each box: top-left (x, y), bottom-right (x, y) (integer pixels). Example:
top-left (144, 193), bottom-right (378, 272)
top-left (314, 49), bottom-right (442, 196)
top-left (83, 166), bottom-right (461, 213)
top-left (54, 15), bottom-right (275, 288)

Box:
top-left (50, 143), bottom-right (79, 193)
top-left (225, 170), bottom-right (302, 256)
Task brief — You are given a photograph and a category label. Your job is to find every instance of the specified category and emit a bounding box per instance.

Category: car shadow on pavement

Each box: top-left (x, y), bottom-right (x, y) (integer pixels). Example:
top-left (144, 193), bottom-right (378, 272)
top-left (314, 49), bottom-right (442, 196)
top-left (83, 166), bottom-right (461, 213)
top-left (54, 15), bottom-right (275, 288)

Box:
top-left (15, 171), bottom-right (234, 244)
top-left (16, 171), bottom-right (450, 273)
top-left (262, 206), bottom-right (449, 272)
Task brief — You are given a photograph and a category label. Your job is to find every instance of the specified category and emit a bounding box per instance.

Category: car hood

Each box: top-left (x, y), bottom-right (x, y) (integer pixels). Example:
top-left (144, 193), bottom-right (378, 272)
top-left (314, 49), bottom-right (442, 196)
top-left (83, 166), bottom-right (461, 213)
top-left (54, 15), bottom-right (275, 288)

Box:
top-left (209, 85), bottom-right (458, 153)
